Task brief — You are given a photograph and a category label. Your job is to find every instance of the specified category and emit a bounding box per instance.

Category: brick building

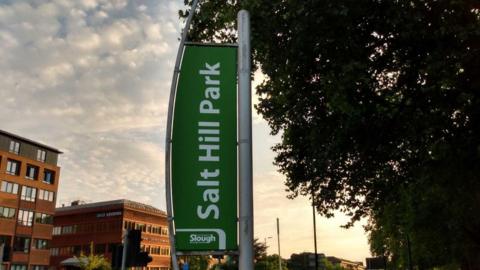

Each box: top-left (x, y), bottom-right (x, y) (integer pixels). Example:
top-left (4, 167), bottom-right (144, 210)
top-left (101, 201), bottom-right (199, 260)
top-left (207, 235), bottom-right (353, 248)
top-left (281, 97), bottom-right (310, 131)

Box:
top-left (50, 200), bottom-right (171, 270)
top-left (0, 130), bottom-right (62, 270)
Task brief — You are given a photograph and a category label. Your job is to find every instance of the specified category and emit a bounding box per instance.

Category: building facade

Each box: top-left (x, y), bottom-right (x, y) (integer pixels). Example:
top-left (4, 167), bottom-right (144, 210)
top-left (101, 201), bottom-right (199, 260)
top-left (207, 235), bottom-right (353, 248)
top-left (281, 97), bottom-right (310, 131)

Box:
top-left (288, 252), bottom-right (327, 270)
top-left (326, 256), bottom-right (365, 270)
top-left (50, 200), bottom-right (171, 270)
top-left (0, 130), bottom-right (62, 270)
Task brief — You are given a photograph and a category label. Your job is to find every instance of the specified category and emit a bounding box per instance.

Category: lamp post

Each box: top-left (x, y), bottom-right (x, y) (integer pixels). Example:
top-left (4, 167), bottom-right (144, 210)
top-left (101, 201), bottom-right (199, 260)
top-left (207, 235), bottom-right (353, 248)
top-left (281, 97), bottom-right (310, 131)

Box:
top-left (276, 218), bottom-right (281, 270)
top-left (312, 191), bottom-right (318, 270)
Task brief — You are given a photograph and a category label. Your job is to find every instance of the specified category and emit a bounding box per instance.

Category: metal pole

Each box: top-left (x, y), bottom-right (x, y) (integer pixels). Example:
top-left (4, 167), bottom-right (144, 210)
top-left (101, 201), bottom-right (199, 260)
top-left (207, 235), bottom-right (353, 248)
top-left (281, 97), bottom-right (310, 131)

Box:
top-left (312, 195), bottom-right (318, 270)
top-left (277, 218), bottom-right (281, 270)
top-left (121, 231), bottom-right (128, 270)
top-left (238, 9), bottom-right (254, 270)
top-left (264, 238), bottom-right (268, 270)
top-left (165, 2), bottom-right (200, 270)
top-left (406, 233), bottom-right (413, 270)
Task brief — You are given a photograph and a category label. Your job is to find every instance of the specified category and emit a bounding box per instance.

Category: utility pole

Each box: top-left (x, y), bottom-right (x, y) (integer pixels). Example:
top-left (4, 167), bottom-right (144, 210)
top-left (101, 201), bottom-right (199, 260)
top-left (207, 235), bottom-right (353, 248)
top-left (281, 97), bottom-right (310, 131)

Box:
top-left (238, 9), bottom-right (254, 270)
top-left (276, 218), bottom-right (282, 270)
top-left (312, 192), bottom-right (318, 270)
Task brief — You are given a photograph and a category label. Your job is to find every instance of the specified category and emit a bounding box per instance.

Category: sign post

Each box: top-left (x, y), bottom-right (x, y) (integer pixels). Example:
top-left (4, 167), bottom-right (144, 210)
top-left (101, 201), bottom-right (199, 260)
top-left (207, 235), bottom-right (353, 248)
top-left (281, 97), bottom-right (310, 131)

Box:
top-left (238, 9), bottom-right (254, 270)
top-left (166, 3), bottom-right (252, 270)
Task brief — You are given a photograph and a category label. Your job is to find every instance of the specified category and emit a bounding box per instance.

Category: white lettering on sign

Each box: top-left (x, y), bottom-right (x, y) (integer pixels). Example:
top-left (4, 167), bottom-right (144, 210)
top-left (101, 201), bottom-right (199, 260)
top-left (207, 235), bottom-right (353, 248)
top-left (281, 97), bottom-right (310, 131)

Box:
top-left (197, 62), bottom-right (222, 220)
top-left (189, 233), bottom-right (217, 244)
top-left (96, 211), bottom-right (122, 218)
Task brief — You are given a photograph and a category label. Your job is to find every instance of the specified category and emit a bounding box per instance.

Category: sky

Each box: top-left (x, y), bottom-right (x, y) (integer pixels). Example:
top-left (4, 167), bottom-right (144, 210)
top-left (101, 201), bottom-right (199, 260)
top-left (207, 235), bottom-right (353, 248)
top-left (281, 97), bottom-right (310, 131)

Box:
top-left (0, 0), bottom-right (370, 263)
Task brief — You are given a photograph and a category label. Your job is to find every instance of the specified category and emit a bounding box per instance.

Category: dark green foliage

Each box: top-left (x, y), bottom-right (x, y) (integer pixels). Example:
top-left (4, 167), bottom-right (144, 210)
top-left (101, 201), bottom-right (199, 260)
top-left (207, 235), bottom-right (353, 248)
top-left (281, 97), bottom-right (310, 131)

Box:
top-left (182, 255), bottom-right (211, 270)
top-left (180, 0), bottom-right (480, 268)
top-left (253, 238), bottom-right (268, 262)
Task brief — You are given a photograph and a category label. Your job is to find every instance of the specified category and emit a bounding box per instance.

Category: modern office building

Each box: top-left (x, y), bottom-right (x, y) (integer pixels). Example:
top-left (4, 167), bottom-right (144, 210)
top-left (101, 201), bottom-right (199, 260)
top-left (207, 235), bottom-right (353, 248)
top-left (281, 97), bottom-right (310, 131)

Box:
top-left (50, 199), bottom-right (171, 270)
top-left (0, 130), bottom-right (62, 270)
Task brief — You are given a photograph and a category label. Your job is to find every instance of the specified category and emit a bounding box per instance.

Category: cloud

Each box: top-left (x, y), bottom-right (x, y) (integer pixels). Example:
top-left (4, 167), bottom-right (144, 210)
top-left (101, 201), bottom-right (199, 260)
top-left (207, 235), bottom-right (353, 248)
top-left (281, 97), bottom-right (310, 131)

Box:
top-left (0, 0), bottom-right (182, 209)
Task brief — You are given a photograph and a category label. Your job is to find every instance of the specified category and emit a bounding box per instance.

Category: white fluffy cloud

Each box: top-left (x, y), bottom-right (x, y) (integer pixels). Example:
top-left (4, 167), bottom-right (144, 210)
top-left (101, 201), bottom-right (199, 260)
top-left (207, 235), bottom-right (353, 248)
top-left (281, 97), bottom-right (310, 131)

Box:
top-left (0, 0), bottom-right (182, 210)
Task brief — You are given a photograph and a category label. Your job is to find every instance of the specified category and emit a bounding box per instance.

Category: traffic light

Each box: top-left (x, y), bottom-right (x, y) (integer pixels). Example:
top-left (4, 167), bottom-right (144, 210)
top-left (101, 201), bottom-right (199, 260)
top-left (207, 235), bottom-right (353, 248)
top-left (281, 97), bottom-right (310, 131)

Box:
top-left (111, 244), bottom-right (123, 269)
top-left (126, 229), bottom-right (141, 258)
top-left (124, 229), bottom-right (153, 267)
top-left (134, 251), bottom-right (153, 267)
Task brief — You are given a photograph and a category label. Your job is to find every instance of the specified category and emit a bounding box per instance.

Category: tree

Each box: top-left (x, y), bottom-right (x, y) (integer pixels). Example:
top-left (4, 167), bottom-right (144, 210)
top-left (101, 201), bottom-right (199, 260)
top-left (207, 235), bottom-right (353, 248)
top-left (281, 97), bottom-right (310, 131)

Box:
top-left (77, 243), bottom-right (111, 270)
top-left (209, 238), bottom-right (279, 270)
top-left (253, 238), bottom-right (267, 262)
top-left (181, 255), bottom-right (211, 270)
top-left (255, 254), bottom-right (288, 270)
top-left (180, 0), bottom-right (480, 268)
top-left (322, 258), bottom-right (345, 270)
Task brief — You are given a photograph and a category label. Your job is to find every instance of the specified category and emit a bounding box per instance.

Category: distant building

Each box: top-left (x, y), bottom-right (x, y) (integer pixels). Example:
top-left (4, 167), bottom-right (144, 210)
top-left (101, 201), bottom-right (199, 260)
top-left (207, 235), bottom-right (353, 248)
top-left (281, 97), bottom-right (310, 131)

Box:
top-left (0, 129), bottom-right (62, 270)
top-left (327, 256), bottom-right (365, 270)
top-left (50, 199), bottom-right (171, 270)
top-left (288, 252), bottom-right (327, 270)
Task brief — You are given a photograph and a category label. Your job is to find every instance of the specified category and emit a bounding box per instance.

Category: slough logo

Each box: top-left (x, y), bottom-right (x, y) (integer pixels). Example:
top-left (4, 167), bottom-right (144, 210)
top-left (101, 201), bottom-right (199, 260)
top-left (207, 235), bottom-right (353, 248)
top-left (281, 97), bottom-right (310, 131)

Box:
top-left (189, 234), bottom-right (216, 244)
top-left (176, 228), bottom-right (226, 249)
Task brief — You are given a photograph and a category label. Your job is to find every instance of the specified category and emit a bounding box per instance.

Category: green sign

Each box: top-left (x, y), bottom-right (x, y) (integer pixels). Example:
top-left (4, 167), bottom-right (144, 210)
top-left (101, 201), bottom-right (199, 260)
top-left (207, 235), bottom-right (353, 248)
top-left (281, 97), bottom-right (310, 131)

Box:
top-left (171, 44), bottom-right (237, 251)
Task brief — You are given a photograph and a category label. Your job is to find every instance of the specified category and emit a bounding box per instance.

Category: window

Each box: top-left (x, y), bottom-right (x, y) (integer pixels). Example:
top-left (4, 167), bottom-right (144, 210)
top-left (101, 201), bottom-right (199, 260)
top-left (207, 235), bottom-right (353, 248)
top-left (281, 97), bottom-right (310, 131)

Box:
top-left (59, 246), bottom-right (73, 256)
top-left (11, 265), bottom-right (27, 270)
top-left (21, 186), bottom-right (36, 202)
top-left (35, 213), bottom-right (53, 224)
top-left (0, 206), bottom-right (16, 219)
top-left (124, 220), bottom-right (135, 230)
top-left (1, 181), bottom-right (19, 194)
top-left (50, 248), bottom-right (59, 256)
top-left (161, 247), bottom-right (170, 256)
top-left (52, 227), bottom-right (61, 235)
top-left (36, 150), bottom-right (46, 162)
top-left (9, 141), bottom-right (20, 154)
top-left (38, 189), bottom-right (54, 202)
top-left (6, 159), bottom-right (20, 175)
top-left (135, 223), bottom-right (146, 232)
top-left (150, 246), bottom-right (160, 255)
top-left (61, 225), bottom-right (77, 234)
top-left (32, 266), bottom-right (48, 270)
top-left (33, 239), bottom-right (49, 250)
top-left (151, 226), bottom-right (161, 234)
top-left (26, 164), bottom-right (39, 180)
top-left (161, 227), bottom-right (168, 236)
top-left (17, 210), bottom-right (34, 226)
top-left (43, 170), bottom-right (55, 184)
top-left (13, 237), bottom-right (30, 253)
